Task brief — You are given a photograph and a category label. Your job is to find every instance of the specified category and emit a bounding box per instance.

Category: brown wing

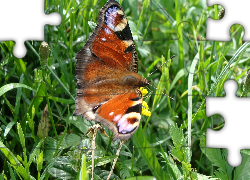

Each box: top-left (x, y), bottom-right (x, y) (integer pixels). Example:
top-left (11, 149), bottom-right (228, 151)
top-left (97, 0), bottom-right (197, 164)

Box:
top-left (94, 91), bottom-right (142, 140)
top-left (76, 0), bottom-right (138, 73)
top-left (74, 0), bottom-right (148, 140)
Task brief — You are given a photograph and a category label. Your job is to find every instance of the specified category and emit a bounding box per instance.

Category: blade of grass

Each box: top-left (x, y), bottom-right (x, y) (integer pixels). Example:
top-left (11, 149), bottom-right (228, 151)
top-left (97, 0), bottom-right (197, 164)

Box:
top-left (188, 53), bottom-right (199, 163)
top-left (17, 123), bottom-right (28, 170)
top-left (133, 125), bottom-right (171, 180)
top-left (0, 141), bottom-right (28, 179)
top-left (143, 56), bottom-right (168, 130)
top-left (79, 154), bottom-right (88, 180)
top-left (0, 83), bottom-right (36, 97)
top-left (175, 0), bottom-right (184, 71)
top-left (46, 64), bottom-right (75, 101)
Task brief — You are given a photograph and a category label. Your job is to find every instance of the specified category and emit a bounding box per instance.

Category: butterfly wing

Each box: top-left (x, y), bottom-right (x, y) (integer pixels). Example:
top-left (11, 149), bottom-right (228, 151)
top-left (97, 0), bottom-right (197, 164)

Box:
top-left (74, 0), bottom-right (148, 140)
top-left (77, 0), bottom-right (138, 73)
top-left (94, 91), bottom-right (142, 140)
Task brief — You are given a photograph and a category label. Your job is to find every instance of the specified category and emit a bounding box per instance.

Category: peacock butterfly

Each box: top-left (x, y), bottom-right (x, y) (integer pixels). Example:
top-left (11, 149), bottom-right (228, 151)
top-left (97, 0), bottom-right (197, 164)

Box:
top-left (73, 0), bottom-right (150, 140)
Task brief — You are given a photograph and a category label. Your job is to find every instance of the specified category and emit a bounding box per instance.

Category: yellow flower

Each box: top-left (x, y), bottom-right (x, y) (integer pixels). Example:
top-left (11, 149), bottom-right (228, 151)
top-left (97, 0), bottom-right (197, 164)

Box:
top-left (140, 88), bottom-right (151, 117)
top-left (140, 87), bottom-right (148, 97)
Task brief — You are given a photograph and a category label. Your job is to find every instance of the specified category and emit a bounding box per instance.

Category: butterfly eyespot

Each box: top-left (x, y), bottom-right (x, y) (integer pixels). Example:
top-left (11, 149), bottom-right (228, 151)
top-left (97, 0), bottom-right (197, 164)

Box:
top-left (92, 105), bottom-right (101, 113)
top-left (127, 117), bottom-right (139, 124)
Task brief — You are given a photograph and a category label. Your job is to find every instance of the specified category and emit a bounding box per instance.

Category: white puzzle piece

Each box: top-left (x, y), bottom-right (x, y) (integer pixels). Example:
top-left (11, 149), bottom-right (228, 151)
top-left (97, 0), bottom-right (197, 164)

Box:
top-left (0, 0), bottom-right (61, 58)
top-left (207, 0), bottom-right (250, 41)
top-left (206, 79), bottom-right (250, 167)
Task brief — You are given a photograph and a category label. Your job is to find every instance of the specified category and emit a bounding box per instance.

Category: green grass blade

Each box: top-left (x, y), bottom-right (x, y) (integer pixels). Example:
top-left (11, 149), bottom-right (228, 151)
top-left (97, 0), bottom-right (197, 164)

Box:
top-left (133, 126), bottom-right (171, 180)
top-left (14, 74), bottom-right (24, 121)
top-left (188, 53), bottom-right (199, 162)
top-left (7, 163), bottom-right (16, 180)
top-left (17, 123), bottom-right (26, 160)
top-left (46, 64), bottom-right (75, 101)
top-left (28, 139), bottom-right (45, 167)
top-left (0, 83), bottom-right (36, 97)
top-left (0, 141), bottom-right (28, 179)
top-left (79, 154), bottom-right (89, 180)
top-left (169, 69), bottom-right (185, 92)
top-left (175, 0), bottom-right (184, 71)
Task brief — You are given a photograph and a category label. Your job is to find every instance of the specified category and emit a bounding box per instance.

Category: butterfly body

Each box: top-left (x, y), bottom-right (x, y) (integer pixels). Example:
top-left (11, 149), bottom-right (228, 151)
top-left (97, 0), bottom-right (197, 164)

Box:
top-left (74, 0), bottom-right (149, 140)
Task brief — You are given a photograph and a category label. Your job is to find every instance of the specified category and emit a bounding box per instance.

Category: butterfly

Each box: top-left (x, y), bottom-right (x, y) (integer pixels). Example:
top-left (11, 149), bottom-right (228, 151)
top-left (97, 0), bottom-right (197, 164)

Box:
top-left (73, 0), bottom-right (150, 140)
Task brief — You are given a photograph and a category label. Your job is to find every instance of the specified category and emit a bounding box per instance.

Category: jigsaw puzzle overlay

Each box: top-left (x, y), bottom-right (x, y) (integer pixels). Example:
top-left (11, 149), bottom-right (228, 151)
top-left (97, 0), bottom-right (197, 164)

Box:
top-left (206, 80), bottom-right (250, 167)
top-left (1, 0), bottom-right (250, 179)
top-left (207, 0), bottom-right (250, 41)
top-left (0, 0), bottom-right (61, 58)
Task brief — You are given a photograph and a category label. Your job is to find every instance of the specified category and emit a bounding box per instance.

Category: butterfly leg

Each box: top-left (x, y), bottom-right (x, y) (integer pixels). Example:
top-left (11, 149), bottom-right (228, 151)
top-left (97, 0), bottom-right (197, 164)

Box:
top-left (90, 125), bottom-right (98, 180)
top-left (82, 123), bottom-right (108, 180)
top-left (107, 139), bottom-right (127, 180)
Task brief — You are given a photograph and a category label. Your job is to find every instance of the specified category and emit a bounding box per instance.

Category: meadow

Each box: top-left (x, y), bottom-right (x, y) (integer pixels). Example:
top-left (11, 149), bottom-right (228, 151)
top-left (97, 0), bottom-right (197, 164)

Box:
top-left (1, 0), bottom-right (250, 179)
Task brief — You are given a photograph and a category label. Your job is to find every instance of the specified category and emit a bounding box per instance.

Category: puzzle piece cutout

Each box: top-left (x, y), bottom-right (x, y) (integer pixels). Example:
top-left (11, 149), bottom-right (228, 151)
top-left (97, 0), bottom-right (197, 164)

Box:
top-left (206, 79), bottom-right (250, 167)
top-left (0, 0), bottom-right (61, 58)
top-left (4, 0), bottom-right (250, 178)
top-left (207, 0), bottom-right (250, 41)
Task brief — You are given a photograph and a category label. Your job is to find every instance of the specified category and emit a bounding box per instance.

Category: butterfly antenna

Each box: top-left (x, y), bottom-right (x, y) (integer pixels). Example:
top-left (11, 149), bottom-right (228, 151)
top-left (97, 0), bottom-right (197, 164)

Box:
top-left (146, 55), bottom-right (175, 78)
top-left (147, 83), bottom-right (175, 101)
top-left (107, 140), bottom-right (126, 180)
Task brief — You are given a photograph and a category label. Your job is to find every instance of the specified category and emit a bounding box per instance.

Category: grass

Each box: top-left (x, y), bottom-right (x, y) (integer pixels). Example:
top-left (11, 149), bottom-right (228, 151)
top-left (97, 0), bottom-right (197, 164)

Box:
top-left (1, 0), bottom-right (250, 179)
